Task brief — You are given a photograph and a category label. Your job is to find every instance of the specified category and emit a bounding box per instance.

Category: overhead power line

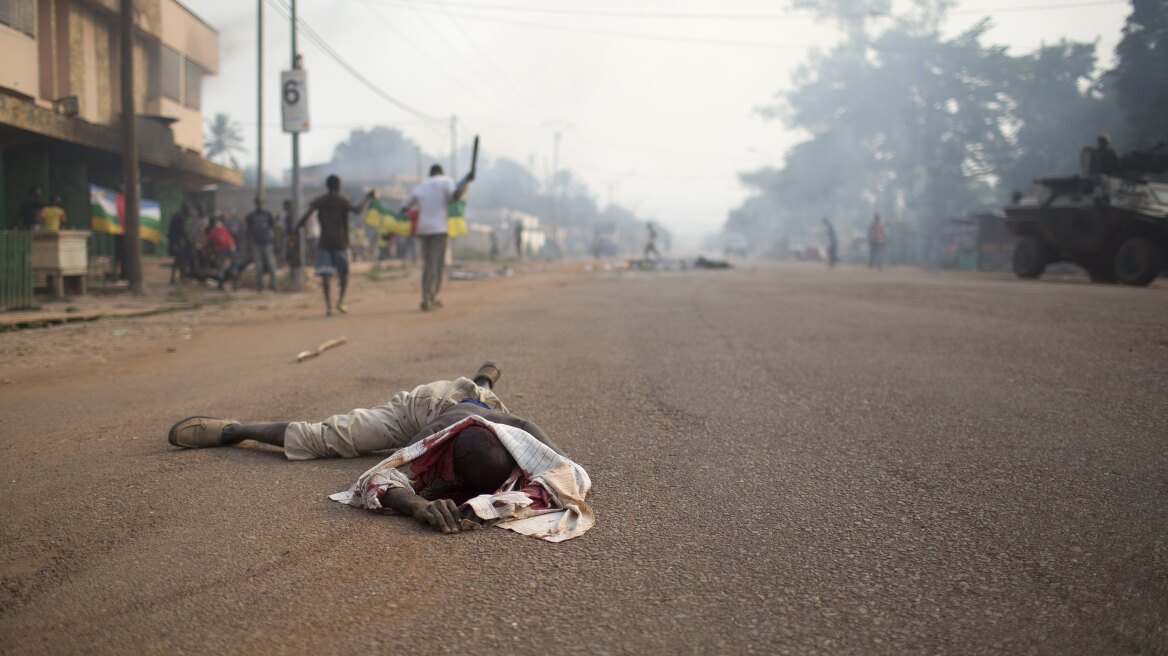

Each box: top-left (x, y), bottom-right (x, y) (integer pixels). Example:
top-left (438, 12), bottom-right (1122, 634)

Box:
top-left (266, 0), bottom-right (446, 125)
top-left (360, 0), bottom-right (1126, 21)
top-left (346, 0), bottom-right (1129, 51)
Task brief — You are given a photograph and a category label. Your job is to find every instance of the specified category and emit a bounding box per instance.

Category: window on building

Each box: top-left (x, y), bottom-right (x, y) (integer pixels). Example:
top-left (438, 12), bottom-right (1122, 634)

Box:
top-left (0, 0), bottom-right (36, 37)
top-left (183, 58), bottom-right (202, 110)
top-left (145, 44), bottom-right (161, 101)
top-left (160, 45), bottom-right (182, 102)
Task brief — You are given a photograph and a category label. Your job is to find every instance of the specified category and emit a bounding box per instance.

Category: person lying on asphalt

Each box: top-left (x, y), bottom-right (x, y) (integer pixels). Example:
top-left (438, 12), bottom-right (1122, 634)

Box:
top-left (167, 363), bottom-right (593, 541)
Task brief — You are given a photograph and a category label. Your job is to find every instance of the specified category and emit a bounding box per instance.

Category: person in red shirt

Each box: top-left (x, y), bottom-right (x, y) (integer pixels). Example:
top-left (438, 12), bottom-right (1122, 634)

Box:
top-left (207, 216), bottom-right (237, 290)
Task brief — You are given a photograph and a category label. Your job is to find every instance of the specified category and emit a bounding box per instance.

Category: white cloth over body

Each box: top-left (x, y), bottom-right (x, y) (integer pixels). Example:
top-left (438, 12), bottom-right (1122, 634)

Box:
top-left (408, 176), bottom-right (456, 236)
top-left (330, 415), bottom-right (594, 542)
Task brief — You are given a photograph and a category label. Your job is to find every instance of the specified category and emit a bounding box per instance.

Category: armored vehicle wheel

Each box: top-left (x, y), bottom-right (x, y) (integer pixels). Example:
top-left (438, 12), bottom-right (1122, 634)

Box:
top-left (1114, 237), bottom-right (1164, 286)
top-left (1013, 237), bottom-right (1050, 279)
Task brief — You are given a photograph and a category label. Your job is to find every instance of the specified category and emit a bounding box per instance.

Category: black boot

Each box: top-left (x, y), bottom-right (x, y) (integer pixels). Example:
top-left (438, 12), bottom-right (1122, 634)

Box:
top-left (473, 362), bottom-right (501, 389)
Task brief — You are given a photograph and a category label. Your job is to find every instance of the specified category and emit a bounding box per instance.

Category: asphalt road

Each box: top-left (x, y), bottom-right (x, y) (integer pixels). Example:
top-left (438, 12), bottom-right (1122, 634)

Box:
top-left (2, 263), bottom-right (1166, 655)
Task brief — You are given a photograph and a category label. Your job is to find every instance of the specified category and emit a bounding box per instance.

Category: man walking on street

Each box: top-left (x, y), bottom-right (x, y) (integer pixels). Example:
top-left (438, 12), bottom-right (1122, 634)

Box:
top-left (644, 222), bottom-right (661, 260)
top-left (868, 213), bottom-right (887, 270)
top-left (402, 164), bottom-right (473, 311)
top-left (514, 220), bottom-right (524, 261)
top-left (246, 198), bottom-right (279, 291)
top-left (295, 175), bottom-right (371, 316)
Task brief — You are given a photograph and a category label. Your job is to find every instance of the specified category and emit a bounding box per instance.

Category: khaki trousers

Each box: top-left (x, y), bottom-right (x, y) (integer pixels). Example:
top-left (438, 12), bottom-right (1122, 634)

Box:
top-left (283, 378), bottom-right (508, 460)
top-left (419, 233), bottom-right (447, 305)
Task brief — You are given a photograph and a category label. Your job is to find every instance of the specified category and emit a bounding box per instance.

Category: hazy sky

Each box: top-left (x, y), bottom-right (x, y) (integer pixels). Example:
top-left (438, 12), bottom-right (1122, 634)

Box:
top-left (184, 0), bottom-right (1130, 239)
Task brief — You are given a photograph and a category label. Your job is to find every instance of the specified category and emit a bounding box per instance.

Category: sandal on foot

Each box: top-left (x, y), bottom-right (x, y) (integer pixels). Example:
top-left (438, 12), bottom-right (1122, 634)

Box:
top-left (168, 416), bottom-right (240, 449)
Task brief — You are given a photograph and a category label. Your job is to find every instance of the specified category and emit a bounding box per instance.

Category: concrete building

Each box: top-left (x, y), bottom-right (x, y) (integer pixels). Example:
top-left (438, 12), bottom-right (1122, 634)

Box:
top-left (0, 0), bottom-right (241, 242)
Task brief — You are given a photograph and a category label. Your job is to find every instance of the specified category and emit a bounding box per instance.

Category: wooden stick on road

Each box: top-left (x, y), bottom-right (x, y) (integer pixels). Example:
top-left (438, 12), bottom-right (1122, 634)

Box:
top-left (296, 337), bottom-right (348, 363)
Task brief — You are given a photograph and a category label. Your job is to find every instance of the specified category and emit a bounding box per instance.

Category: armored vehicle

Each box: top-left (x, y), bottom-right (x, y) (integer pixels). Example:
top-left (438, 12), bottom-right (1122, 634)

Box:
top-left (1004, 144), bottom-right (1168, 285)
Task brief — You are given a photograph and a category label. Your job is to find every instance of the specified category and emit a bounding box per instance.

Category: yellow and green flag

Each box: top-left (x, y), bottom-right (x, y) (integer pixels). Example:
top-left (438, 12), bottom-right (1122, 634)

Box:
top-left (90, 184), bottom-right (120, 234)
top-left (364, 197), bottom-right (412, 237)
top-left (447, 199), bottom-right (468, 238)
top-left (88, 184), bottom-right (162, 244)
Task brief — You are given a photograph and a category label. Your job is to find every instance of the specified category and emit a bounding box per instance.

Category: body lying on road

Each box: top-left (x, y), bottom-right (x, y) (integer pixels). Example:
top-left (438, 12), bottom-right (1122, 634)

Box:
top-left (167, 363), bottom-right (593, 542)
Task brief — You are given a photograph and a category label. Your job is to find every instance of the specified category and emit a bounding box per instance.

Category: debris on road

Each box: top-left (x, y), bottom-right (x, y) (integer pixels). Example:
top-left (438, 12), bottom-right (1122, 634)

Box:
top-left (694, 256), bottom-right (733, 270)
top-left (449, 270), bottom-right (491, 281)
top-left (296, 337), bottom-right (348, 363)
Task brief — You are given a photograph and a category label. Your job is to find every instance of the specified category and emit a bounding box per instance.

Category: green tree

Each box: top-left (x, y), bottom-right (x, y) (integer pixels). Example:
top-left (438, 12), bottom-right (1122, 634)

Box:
top-left (204, 113), bottom-right (246, 168)
top-left (330, 126), bottom-right (422, 176)
top-left (1000, 41), bottom-right (1119, 192)
top-left (1111, 0), bottom-right (1168, 148)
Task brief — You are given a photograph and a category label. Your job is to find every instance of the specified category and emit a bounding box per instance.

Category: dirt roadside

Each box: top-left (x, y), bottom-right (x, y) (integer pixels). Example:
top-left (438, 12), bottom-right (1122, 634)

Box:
top-left (0, 255), bottom-right (568, 391)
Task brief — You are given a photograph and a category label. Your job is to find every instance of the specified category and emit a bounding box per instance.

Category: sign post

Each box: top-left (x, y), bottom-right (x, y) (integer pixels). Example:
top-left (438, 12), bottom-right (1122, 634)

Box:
top-left (281, 69), bottom-right (309, 133)
top-left (283, 0), bottom-right (307, 286)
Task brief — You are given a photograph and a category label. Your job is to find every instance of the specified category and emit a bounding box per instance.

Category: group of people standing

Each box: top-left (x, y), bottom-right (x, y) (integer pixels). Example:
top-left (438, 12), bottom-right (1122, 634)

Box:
top-left (167, 198), bottom-right (290, 291)
top-left (822, 214), bottom-right (888, 269)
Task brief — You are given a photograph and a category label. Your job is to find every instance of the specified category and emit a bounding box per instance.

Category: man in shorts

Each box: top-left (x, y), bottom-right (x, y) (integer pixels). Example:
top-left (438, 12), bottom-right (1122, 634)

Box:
top-left (295, 175), bottom-right (372, 315)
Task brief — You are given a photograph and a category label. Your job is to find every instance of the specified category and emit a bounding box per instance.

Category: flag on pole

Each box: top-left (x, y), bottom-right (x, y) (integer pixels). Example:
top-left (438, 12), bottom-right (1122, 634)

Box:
top-left (363, 197), bottom-right (412, 237)
top-left (447, 199), bottom-right (468, 238)
top-left (89, 184), bottom-right (163, 244)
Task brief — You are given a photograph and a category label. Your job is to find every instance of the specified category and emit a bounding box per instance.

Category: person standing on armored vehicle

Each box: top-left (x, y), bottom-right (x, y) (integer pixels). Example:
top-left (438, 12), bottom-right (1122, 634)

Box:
top-left (1089, 133), bottom-right (1120, 176)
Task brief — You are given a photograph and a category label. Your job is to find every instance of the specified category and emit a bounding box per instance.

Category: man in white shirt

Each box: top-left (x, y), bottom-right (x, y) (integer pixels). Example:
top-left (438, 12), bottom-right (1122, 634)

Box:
top-left (402, 164), bottom-right (473, 311)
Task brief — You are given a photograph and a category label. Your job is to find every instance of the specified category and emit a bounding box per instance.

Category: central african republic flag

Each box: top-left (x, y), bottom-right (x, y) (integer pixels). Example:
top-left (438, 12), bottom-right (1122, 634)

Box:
top-left (88, 184), bottom-right (163, 244)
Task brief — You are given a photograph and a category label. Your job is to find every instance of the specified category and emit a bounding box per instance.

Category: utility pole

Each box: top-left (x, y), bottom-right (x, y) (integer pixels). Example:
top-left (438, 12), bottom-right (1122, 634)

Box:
top-left (119, 0), bottom-right (142, 293)
top-left (450, 115), bottom-right (457, 178)
top-left (542, 121), bottom-right (571, 257)
top-left (256, 0), bottom-right (264, 204)
top-left (290, 0), bottom-right (304, 286)
top-left (416, 145), bottom-right (422, 181)
top-left (551, 129), bottom-right (561, 251)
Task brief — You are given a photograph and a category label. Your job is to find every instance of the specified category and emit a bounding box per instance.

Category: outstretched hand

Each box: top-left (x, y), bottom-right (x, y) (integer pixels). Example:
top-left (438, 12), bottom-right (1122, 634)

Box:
top-left (413, 498), bottom-right (462, 534)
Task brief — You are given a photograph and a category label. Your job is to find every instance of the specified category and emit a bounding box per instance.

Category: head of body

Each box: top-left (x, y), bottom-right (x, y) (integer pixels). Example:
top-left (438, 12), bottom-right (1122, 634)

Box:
top-left (254, 196), bottom-right (264, 211)
top-left (282, 199), bottom-right (292, 213)
top-left (450, 425), bottom-right (516, 496)
top-left (326, 174), bottom-right (341, 193)
top-left (1098, 133), bottom-right (1112, 150)
top-left (873, 214), bottom-right (882, 225)
top-left (429, 164), bottom-right (444, 177)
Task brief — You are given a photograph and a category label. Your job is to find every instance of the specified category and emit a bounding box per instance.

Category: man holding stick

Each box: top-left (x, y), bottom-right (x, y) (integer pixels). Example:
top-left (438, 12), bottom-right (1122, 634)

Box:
top-left (402, 138), bottom-right (478, 312)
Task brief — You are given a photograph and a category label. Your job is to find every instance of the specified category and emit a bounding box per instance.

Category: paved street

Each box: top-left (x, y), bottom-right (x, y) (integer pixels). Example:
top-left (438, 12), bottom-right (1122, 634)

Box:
top-left (1, 263), bottom-right (1166, 655)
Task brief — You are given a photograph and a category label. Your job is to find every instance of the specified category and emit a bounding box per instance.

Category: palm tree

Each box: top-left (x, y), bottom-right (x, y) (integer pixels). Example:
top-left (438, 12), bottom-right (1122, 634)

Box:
top-left (204, 113), bottom-right (246, 168)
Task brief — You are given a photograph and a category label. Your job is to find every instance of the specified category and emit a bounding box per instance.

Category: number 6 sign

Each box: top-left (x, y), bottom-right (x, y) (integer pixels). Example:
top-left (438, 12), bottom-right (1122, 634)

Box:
top-left (281, 69), bottom-right (310, 133)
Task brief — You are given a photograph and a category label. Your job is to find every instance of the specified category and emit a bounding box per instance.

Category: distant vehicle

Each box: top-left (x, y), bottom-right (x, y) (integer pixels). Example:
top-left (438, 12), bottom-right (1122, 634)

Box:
top-left (724, 233), bottom-right (748, 258)
top-left (1004, 143), bottom-right (1168, 286)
